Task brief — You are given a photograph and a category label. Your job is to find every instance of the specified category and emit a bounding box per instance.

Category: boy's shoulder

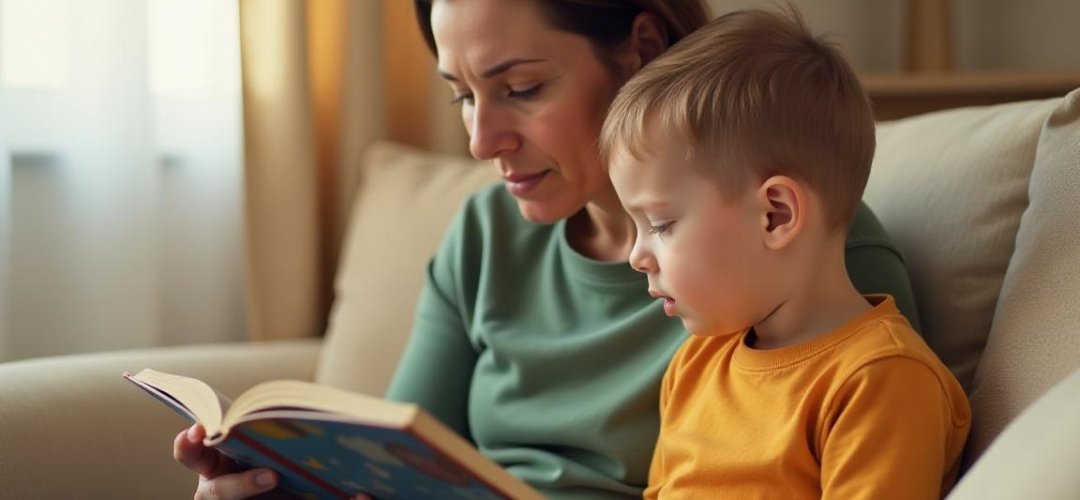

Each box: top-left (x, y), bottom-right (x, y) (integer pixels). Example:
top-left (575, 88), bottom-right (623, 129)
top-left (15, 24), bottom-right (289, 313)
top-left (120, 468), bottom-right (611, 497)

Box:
top-left (827, 303), bottom-right (966, 406)
top-left (828, 307), bottom-right (971, 424)
top-left (852, 309), bottom-right (935, 359)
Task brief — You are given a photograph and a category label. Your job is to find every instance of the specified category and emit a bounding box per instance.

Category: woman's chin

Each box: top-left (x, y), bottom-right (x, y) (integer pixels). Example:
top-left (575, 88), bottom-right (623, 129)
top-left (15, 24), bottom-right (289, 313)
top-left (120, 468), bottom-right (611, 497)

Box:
top-left (515, 199), bottom-right (575, 225)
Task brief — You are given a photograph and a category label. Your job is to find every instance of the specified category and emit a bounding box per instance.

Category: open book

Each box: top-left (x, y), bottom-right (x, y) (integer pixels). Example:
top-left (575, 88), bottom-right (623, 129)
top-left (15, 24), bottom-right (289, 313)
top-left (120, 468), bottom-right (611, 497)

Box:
top-left (123, 369), bottom-right (543, 500)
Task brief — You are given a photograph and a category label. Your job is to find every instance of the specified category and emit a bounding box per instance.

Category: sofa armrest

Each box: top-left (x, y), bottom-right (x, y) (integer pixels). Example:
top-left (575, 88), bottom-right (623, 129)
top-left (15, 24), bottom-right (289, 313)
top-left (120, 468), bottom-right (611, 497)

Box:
top-left (0, 339), bottom-right (322, 499)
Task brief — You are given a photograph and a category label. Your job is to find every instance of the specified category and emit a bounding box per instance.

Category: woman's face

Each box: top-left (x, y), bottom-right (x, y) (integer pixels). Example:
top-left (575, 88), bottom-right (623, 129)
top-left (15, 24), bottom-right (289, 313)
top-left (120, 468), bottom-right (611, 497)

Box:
top-left (431, 0), bottom-right (625, 224)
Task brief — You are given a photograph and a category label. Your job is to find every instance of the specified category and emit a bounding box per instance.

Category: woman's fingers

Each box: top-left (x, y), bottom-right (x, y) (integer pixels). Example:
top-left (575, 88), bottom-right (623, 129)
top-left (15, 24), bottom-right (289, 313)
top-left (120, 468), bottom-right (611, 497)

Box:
top-left (173, 424), bottom-right (240, 478)
top-left (193, 469), bottom-right (278, 500)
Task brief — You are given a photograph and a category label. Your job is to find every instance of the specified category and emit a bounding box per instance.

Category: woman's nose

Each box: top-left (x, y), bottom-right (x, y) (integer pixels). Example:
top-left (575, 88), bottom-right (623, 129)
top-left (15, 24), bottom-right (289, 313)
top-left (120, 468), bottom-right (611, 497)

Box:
top-left (468, 101), bottom-right (519, 160)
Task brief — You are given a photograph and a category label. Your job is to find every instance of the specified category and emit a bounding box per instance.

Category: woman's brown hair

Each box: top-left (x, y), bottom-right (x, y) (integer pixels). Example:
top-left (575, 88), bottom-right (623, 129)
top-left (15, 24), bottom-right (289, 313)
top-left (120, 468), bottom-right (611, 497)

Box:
top-left (414, 0), bottom-right (711, 58)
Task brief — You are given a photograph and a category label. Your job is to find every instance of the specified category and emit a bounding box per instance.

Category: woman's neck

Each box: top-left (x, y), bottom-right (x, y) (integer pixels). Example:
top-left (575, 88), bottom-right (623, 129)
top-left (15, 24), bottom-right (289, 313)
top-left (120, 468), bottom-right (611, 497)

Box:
top-left (566, 186), bottom-right (635, 262)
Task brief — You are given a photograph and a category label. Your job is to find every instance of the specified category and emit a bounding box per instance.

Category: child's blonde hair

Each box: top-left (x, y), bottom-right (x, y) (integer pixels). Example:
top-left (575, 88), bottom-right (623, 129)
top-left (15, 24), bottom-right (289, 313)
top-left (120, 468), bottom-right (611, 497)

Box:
top-left (601, 7), bottom-right (875, 230)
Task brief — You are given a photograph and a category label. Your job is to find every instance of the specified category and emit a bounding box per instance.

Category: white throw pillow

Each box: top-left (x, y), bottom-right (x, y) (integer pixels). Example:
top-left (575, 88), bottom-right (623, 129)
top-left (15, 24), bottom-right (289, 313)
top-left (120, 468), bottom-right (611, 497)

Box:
top-left (316, 142), bottom-right (497, 394)
top-left (865, 97), bottom-right (1060, 390)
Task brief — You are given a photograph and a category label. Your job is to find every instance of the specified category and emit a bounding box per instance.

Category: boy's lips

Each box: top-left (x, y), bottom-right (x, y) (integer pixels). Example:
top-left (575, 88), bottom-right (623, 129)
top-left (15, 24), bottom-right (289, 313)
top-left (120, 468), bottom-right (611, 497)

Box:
top-left (649, 290), bottom-right (677, 317)
top-left (661, 297), bottom-right (676, 317)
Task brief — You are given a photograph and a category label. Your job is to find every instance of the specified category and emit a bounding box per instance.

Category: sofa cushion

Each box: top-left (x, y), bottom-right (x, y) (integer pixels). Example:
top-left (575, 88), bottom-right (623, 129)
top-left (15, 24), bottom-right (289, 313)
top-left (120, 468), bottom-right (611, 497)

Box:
top-left (946, 368), bottom-right (1080, 499)
top-left (864, 97), bottom-right (1060, 391)
top-left (315, 142), bottom-right (497, 394)
top-left (965, 87), bottom-right (1080, 461)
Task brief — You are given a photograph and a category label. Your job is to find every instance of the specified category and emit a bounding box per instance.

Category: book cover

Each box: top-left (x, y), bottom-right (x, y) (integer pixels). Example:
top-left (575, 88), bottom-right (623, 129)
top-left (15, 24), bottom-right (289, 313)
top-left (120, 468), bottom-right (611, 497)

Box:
top-left (123, 369), bottom-right (542, 500)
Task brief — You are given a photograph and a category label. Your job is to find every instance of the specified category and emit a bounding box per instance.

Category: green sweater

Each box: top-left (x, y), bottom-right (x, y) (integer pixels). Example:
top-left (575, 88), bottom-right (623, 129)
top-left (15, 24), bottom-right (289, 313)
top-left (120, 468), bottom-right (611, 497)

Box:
top-left (387, 184), bottom-right (919, 499)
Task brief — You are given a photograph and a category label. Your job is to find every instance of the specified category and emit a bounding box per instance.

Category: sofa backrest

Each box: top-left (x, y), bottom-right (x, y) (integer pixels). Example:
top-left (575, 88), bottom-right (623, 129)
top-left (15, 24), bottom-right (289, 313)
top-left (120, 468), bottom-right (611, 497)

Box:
top-left (866, 97), bottom-right (1058, 391)
top-left (315, 142), bottom-right (495, 395)
top-left (864, 87), bottom-right (1080, 463)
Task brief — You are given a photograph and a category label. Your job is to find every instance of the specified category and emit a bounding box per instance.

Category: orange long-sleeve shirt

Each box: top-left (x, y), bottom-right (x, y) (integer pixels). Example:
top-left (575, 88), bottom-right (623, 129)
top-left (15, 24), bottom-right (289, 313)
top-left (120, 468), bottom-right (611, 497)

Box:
top-left (645, 296), bottom-right (970, 500)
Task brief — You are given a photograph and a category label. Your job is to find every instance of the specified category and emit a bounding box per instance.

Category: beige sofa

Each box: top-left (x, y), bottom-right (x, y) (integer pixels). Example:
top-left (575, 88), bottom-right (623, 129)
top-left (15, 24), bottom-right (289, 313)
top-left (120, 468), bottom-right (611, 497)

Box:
top-left (1, 89), bottom-right (1078, 499)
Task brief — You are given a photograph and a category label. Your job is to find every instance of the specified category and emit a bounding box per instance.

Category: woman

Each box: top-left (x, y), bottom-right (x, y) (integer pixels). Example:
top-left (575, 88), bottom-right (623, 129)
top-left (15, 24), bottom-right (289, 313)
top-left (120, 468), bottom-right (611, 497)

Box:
top-left (174, 1), bottom-right (920, 498)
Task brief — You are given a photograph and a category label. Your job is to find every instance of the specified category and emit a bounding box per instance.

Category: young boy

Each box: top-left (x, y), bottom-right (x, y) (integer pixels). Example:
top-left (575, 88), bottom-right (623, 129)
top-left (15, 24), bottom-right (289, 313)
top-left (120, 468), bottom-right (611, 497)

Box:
top-left (600, 8), bottom-right (971, 499)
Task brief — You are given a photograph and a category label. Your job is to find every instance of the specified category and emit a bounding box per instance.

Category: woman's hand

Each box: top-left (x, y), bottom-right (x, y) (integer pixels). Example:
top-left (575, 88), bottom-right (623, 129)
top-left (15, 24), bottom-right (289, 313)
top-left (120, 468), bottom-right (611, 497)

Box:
top-left (174, 424), bottom-right (281, 499)
top-left (175, 424), bottom-right (373, 499)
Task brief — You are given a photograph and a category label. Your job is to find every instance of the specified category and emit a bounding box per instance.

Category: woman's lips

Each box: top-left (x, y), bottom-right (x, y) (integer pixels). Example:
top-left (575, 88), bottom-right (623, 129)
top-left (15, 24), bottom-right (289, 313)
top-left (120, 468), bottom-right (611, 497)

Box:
top-left (504, 170), bottom-right (550, 196)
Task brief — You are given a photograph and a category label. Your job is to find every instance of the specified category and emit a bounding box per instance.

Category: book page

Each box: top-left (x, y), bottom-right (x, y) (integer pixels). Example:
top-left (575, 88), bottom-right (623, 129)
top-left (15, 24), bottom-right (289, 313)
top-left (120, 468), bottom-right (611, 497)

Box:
top-left (222, 380), bottom-right (416, 430)
top-left (124, 369), bottom-right (229, 435)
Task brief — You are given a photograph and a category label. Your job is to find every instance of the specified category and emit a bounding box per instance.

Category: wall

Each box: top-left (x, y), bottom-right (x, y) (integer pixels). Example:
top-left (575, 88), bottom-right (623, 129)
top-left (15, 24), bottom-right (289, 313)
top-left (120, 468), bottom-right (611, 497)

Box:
top-left (707, 0), bottom-right (1080, 72)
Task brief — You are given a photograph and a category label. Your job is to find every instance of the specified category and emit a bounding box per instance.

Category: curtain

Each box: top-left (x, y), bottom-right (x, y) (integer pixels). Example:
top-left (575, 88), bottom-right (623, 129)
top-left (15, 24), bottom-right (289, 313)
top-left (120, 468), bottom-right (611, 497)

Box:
top-left (0, 0), bottom-right (245, 360)
top-left (240, 0), bottom-right (466, 341)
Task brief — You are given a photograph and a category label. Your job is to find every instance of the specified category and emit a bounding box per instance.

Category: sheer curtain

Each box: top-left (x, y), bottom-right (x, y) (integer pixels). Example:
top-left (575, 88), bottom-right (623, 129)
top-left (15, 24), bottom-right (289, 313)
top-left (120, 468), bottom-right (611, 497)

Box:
top-left (0, 0), bottom-right (244, 360)
top-left (240, 0), bottom-right (466, 341)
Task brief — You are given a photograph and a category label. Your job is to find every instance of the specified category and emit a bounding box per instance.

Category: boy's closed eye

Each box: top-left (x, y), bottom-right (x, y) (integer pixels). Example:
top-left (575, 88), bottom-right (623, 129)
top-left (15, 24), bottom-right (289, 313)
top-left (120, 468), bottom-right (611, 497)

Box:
top-left (648, 221), bottom-right (675, 239)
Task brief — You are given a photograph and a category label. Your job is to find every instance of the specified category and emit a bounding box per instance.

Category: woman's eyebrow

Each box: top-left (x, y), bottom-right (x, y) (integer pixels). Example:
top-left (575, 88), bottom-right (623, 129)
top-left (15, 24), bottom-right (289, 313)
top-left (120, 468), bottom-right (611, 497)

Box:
top-left (438, 58), bottom-right (547, 82)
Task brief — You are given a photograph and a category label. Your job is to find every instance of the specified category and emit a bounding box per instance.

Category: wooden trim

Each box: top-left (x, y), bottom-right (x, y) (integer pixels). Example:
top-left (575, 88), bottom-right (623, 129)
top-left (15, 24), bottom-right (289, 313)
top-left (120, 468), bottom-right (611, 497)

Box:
top-left (863, 72), bottom-right (1080, 96)
top-left (905, 0), bottom-right (953, 72)
top-left (861, 71), bottom-right (1080, 120)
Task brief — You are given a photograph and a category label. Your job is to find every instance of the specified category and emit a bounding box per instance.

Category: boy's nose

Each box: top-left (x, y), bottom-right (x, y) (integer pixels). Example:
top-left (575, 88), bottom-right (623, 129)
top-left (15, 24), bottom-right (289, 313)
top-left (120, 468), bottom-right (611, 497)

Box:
top-left (628, 242), bottom-right (657, 274)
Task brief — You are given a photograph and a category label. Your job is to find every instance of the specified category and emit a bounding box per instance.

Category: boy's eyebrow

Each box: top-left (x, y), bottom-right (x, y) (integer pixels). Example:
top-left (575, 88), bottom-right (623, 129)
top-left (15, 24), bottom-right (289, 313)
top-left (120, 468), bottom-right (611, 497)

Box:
top-left (623, 199), bottom-right (671, 213)
top-left (438, 58), bottom-right (546, 82)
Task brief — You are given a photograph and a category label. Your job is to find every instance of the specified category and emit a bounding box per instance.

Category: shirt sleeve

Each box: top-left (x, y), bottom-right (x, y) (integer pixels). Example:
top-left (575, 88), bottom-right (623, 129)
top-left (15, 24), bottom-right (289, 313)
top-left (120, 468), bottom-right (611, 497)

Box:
top-left (385, 209), bottom-right (479, 441)
top-left (846, 202), bottom-right (922, 332)
top-left (819, 355), bottom-right (969, 500)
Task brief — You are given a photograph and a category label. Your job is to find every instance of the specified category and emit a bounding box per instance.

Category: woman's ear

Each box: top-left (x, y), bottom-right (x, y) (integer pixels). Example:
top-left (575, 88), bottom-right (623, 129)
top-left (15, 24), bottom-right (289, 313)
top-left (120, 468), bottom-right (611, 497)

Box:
top-left (757, 176), bottom-right (805, 250)
top-left (614, 12), bottom-right (669, 76)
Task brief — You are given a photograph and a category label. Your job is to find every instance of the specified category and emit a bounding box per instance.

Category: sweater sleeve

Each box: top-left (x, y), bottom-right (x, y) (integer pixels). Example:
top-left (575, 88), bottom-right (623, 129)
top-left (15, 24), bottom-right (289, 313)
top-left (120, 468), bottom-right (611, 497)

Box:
top-left (819, 355), bottom-right (970, 500)
top-left (385, 205), bottom-right (479, 441)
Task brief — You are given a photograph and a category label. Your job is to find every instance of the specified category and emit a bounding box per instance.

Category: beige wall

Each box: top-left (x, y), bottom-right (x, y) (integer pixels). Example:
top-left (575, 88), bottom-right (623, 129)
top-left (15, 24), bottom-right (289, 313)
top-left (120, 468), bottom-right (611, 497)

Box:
top-left (707, 0), bottom-right (1080, 72)
top-left (706, 0), bottom-right (905, 71)
top-left (954, 0), bottom-right (1080, 70)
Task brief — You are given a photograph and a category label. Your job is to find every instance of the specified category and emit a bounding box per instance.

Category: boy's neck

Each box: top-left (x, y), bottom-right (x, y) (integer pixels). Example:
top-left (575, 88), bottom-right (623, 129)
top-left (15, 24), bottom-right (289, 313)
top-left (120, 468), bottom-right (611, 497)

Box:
top-left (749, 241), bottom-right (873, 350)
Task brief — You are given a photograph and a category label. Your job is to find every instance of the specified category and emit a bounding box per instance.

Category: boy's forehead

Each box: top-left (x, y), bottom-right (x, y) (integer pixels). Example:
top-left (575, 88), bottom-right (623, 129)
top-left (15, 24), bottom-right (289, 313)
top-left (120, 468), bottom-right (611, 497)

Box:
top-left (609, 147), bottom-right (685, 196)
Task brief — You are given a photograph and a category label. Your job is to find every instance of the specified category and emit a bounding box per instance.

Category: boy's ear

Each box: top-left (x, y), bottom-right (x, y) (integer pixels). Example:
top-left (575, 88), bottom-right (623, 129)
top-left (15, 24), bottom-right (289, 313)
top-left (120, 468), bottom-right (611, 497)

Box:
top-left (613, 12), bottom-right (669, 77)
top-left (757, 176), bottom-right (804, 250)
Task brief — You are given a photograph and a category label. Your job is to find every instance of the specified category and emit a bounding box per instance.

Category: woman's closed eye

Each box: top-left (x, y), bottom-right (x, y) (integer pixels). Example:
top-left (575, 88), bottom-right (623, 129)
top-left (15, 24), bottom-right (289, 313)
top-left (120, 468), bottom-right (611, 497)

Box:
top-left (450, 92), bottom-right (474, 105)
top-left (508, 83), bottom-right (542, 100)
top-left (450, 84), bottom-right (540, 105)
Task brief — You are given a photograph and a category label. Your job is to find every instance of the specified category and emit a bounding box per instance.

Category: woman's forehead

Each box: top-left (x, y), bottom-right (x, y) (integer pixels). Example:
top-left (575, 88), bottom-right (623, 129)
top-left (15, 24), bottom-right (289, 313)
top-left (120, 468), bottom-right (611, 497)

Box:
top-left (430, 0), bottom-right (579, 74)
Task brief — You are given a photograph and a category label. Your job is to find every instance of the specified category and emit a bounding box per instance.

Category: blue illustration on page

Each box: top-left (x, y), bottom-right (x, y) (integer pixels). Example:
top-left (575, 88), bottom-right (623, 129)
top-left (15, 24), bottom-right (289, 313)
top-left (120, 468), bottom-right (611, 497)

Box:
top-left (214, 417), bottom-right (509, 500)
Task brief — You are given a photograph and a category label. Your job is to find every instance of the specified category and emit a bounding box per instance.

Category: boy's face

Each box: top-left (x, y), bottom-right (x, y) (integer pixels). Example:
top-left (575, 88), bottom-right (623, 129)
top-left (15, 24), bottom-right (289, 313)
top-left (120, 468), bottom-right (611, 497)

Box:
top-left (610, 136), bottom-right (773, 336)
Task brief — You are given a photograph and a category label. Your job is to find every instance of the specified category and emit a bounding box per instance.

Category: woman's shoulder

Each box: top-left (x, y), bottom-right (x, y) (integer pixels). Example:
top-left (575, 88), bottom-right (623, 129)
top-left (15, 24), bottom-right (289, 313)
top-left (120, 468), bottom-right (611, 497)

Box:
top-left (846, 201), bottom-right (900, 254)
top-left (460, 182), bottom-right (520, 219)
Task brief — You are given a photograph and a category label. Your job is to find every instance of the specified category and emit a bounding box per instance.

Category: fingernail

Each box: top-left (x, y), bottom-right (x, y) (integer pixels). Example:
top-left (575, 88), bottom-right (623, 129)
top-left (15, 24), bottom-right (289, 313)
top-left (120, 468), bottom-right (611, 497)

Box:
top-left (255, 471), bottom-right (276, 487)
top-left (186, 426), bottom-right (199, 441)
